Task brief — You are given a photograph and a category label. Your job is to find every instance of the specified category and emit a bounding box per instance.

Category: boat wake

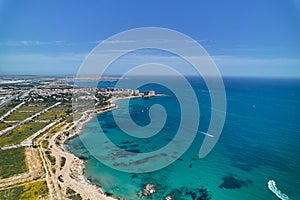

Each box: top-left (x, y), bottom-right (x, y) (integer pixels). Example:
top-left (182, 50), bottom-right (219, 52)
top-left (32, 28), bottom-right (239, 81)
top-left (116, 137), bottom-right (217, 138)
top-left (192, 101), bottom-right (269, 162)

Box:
top-left (268, 180), bottom-right (290, 200)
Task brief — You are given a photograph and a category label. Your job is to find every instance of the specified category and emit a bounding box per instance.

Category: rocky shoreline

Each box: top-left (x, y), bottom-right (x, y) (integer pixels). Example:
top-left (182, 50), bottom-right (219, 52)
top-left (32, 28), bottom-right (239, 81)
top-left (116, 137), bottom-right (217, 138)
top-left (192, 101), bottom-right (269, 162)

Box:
top-left (61, 95), bottom-right (145, 199)
top-left (57, 109), bottom-right (119, 199)
top-left (60, 94), bottom-right (165, 199)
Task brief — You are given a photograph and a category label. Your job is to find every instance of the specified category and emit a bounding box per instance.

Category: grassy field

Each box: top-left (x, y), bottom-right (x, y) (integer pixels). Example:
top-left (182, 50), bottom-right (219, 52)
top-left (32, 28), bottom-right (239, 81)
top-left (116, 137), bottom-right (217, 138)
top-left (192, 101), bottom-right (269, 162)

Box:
top-left (0, 181), bottom-right (48, 200)
top-left (0, 102), bottom-right (19, 116)
top-left (18, 105), bottom-right (46, 112)
top-left (0, 147), bottom-right (27, 179)
top-left (35, 111), bottom-right (65, 121)
top-left (0, 122), bottom-right (48, 146)
top-left (65, 114), bottom-right (74, 123)
top-left (35, 105), bottom-right (69, 120)
top-left (5, 111), bottom-right (35, 121)
top-left (48, 105), bottom-right (70, 112)
top-left (66, 187), bottom-right (82, 200)
top-left (0, 122), bottom-right (15, 131)
top-left (45, 151), bottom-right (56, 166)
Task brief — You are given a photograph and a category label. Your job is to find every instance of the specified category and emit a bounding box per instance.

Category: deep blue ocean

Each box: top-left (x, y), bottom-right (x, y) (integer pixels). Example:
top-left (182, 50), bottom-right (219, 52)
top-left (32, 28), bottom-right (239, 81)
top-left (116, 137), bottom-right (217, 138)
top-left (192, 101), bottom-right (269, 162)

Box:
top-left (66, 77), bottom-right (300, 199)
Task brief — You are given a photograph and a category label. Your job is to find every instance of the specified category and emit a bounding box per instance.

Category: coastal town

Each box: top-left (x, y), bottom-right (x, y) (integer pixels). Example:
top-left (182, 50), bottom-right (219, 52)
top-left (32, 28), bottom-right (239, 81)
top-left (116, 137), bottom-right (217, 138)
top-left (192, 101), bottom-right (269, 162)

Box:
top-left (0, 76), bottom-right (158, 200)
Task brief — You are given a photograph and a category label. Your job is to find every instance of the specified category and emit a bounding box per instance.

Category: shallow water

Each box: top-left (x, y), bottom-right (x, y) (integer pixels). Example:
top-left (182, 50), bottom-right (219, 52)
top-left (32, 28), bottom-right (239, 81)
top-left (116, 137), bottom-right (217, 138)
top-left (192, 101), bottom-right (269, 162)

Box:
top-left (66, 77), bottom-right (300, 199)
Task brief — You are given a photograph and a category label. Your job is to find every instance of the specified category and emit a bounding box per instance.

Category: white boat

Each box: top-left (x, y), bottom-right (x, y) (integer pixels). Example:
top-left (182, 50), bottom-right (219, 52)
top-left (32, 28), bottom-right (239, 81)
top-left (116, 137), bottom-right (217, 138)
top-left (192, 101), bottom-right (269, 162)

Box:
top-left (199, 131), bottom-right (214, 138)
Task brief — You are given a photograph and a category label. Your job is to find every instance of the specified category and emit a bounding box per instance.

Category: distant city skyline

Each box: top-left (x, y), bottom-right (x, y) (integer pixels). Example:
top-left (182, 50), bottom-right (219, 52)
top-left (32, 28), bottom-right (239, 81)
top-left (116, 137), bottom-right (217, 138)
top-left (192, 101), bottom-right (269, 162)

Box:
top-left (0, 0), bottom-right (299, 77)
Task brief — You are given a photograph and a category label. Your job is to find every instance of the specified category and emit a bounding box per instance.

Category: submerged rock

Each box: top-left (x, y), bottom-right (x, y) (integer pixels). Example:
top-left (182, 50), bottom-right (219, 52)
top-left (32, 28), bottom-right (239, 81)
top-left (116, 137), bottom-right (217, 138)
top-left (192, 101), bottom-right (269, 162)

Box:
top-left (168, 186), bottom-right (212, 200)
top-left (165, 194), bottom-right (175, 200)
top-left (219, 176), bottom-right (248, 189)
top-left (142, 183), bottom-right (157, 197)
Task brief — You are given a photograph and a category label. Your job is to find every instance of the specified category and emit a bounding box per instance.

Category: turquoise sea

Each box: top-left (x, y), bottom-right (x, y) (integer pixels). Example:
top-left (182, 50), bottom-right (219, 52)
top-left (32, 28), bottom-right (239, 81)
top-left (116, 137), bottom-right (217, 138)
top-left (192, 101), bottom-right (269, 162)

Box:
top-left (66, 77), bottom-right (300, 199)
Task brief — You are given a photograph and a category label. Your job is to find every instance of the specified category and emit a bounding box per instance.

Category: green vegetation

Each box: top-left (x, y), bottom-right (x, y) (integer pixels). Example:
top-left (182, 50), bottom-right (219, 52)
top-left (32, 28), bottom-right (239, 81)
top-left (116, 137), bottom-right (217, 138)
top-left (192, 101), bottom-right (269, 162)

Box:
top-left (0, 147), bottom-right (27, 179)
top-left (5, 111), bottom-right (35, 121)
top-left (58, 175), bottom-right (64, 183)
top-left (66, 187), bottom-right (76, 195)
top-left (36, 111), bottom-right (64, 121)
top-left (34, 121), bottom-right (62, 141)
top-left (18, 105), bottom-right (46, 112)
top-left (69, 193), bottom-right (82, 200)
top-left (51, 166), bottom-right (56, 174)
top-left (60, 156), bottom-right (66, 168)
top-left (0, 181), bottom-right (48, 200)
top-left (35, 105), bottom-right (70, 121)
top-left (66, 187), bottom-right (82, 200)
top-left (65, 114), bottom-right (74, 123)
top-left (0, 184), bottom-right (23, 199)
top-left (41, 140), bottom-right (49, 148)
top-left (49, 105), bottom-right (71, 113)
top-left (0, 122), bottom-right (48, 146)
top-left (45, 151), bottom-right (56, 165)
top-left (0, 102), bottom-right (19, 116)
top-left (0, 122), bottom-right (15, 131)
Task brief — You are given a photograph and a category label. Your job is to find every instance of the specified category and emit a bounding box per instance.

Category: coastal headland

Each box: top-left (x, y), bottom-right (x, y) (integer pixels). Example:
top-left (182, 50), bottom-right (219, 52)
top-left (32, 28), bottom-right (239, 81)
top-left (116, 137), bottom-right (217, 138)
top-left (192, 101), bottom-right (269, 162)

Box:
top-left (0, 76), bottom-right (162, 199)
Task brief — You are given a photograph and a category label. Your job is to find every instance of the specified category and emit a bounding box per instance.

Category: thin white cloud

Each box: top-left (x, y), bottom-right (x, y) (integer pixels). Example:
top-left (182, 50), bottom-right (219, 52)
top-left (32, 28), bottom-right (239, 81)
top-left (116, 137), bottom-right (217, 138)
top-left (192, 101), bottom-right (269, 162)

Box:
top-left (102, 40), bottom-right (136, 44)
top-left (89, 39), bottom-right (210, 45)
top-left (0, 40), bottom-right (69, 46)
top-left (88, 40), bottom-right (104, 44)
top-left (89, 40), bottom-right (137, 44)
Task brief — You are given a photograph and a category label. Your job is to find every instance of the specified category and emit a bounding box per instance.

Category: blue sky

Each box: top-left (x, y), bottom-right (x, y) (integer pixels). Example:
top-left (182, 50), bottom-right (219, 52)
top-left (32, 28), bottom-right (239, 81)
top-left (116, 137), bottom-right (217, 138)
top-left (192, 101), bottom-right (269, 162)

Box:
top-left (0, 0), bottom-right (299, 77)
